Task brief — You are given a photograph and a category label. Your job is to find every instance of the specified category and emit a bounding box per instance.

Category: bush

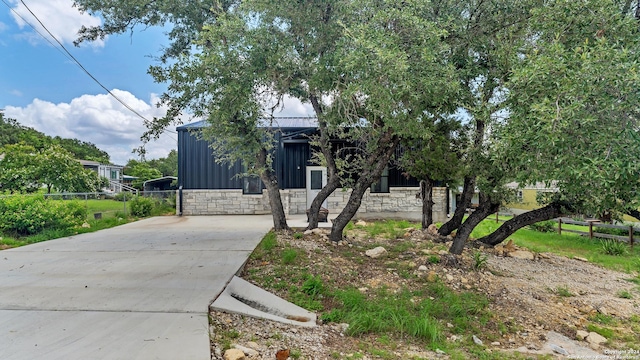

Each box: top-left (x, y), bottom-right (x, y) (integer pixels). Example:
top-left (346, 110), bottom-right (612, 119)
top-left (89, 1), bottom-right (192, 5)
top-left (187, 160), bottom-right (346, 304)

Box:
top-left (529, 220), bottom-right (556, 233)
top-left (0, 195), bottom-right (86, 235)
top-left (595, 226), bottom-right (629, 237)
top-left (129, 196), bottom-right (154, 217)
top-left (601, 239), bottom-right (628, 256)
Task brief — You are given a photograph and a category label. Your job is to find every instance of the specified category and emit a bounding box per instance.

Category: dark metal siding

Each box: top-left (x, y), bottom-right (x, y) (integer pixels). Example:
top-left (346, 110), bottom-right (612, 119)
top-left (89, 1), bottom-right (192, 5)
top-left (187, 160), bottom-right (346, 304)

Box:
top-left (178, 129), bottom-right (244, 189)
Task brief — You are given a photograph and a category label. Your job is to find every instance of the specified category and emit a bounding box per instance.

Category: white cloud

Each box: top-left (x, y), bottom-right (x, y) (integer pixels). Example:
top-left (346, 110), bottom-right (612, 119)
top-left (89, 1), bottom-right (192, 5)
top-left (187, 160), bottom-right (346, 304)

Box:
top-left (4, 90), bottom-right (176, 165)
top-left (9, 0), bottom-right (104, 47)
top-left (9, 89), bottom-right (23, 97)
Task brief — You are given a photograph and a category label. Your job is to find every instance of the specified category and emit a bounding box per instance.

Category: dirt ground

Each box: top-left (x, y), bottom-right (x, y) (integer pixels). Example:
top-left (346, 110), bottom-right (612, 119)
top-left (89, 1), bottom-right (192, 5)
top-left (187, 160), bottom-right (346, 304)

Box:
top-left (210, 225), bottom-right (640, 360)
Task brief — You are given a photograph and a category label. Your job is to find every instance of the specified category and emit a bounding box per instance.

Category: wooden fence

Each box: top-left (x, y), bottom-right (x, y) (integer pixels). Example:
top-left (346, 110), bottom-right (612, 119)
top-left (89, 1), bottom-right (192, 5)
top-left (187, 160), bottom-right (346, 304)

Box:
top-left (495, 213), bottom-right (637, 248)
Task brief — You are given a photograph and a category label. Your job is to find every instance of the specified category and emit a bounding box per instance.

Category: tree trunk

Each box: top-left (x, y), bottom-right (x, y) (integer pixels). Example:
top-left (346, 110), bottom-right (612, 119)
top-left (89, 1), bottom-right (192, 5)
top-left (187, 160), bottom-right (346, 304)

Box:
top-left (257, 148), bottom-right (289, 231)
top-left (306, 94), bottom-right (341, 230)
top-left (439, 176), bottom-right (475, 236)
top-left (420, 179), bottom-right (434, 229)
top-left (477, 202), bottom-right (567, 246)
top-left (627, 209), bottom-right (640, 222)
top-left (449, 194), bottom-right (499, 254)
top-left (328, 131), bottom-right (400, 242)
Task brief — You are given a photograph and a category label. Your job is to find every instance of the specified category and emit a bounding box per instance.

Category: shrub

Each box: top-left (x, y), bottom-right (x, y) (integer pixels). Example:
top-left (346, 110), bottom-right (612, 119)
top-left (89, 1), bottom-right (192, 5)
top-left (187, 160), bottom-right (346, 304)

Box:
top-left (529, 220), bottom-right (556, 233)
top-left (595, 226), bottom-right (629, 237)
top-left (0, 195), bottom-right (86, 235)
top-left (601, 239), bottom-right (628, 256)
top-left (129, 196), bottom-right (154, 217)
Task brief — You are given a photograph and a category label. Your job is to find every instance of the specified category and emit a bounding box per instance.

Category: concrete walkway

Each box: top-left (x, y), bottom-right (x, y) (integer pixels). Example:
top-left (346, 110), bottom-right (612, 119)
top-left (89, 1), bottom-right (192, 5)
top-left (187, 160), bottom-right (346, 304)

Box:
top-left (0, 215), bottom-right (273, 360)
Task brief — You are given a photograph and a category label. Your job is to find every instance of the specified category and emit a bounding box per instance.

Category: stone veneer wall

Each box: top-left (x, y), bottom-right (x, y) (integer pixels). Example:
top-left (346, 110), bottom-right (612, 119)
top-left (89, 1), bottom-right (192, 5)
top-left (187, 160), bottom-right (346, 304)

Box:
top-left (178, 187), bottom-right (448, 222)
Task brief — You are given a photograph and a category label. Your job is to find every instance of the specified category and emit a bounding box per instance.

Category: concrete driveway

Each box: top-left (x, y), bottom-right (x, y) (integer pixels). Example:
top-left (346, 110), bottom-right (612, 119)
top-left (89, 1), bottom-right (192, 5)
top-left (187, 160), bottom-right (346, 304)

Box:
top-left (0, 215), bottom-right (273, 360)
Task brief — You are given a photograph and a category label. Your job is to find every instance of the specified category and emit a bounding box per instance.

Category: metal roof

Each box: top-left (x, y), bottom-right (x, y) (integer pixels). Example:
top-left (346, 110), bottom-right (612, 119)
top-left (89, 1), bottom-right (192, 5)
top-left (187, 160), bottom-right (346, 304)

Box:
top-left (176, 117), bottom-right (318, 131)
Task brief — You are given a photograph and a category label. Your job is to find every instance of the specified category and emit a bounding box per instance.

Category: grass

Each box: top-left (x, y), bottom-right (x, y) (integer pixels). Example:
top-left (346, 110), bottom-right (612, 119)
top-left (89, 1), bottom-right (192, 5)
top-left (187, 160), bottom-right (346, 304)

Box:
top-left (471, 219), bottom-right (640, 273)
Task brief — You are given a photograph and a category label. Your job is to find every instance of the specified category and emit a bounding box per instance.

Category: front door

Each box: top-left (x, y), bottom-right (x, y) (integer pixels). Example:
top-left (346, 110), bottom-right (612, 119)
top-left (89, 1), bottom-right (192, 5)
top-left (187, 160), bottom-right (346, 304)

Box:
top-left (306, 166), bottom-right (327, 209)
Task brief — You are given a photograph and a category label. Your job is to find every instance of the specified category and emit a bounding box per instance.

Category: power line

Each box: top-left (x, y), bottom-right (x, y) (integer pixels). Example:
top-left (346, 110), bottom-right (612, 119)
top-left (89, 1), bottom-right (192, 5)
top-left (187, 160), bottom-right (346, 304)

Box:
top-left (1, 0), bottom-right (177, 139)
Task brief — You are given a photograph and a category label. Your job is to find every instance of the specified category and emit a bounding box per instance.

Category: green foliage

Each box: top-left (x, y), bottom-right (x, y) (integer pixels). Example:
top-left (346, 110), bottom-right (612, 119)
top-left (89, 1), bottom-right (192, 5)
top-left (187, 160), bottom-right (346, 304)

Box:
top-left (586, 324), bottom-right (614, 339)
top-left (129, 163), bottom-right (162, 190)
top-left (529, 220), bottom-right (557, 233)
top-left (472, 251), bottom-right (488, 270)
top-left (0, 143), bottom-right (100, 194)
top-left (129, 196), bottom-right (154, 217)
top-left (0, 195), bottom-right (86, 235)
top-left (601, 240), bottom-right (628, 256)
top-left (0, 114), bottom-right (109, 163)
top-left (595, 226), bottom-right (629, 237)
top-left (617, 290), bottom-right (633, 299)
top-left (282, 248), bottom-right (299, 265)
top-left (301, 275), bottom-right (324, 297)
top-left (322, 283), bottom-right (489, 346)
top-left (555, 286), bottom-right (573, 297)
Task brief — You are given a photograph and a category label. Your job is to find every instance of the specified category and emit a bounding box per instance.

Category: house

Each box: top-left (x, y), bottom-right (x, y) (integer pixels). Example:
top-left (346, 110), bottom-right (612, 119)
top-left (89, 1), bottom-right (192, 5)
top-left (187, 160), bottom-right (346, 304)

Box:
top-left (79, 160), bottom-right (124, 183)
top-left (176, 117), bottom-right (450, 221)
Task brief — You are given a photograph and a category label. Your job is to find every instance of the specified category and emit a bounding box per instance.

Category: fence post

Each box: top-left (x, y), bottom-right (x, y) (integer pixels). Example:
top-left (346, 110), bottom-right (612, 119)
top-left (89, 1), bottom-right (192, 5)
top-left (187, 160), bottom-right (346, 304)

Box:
top-left (629, 225), bottom-right (634, 249)
top-left (589, 221), bottom-right (593, 239)
top-left (558, 218), bottom-right (562, 235)
top-left (496, 212), bottom-right (499, 223)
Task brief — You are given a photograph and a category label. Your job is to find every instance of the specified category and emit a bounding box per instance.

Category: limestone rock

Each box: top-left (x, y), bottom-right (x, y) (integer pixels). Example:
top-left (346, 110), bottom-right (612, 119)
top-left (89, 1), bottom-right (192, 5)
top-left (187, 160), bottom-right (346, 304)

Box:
top-left (472, 335), bottom-right (484, 346)
top-left (303, 230), bottom-right (313, 235)
top-left (585, 332), bottom-right (606, 348)
top-left (418, 265), bottom-right (428, 272)
top-left (223, 348), bottom-right (245, 360)
top-left (427, 224), bottom-right (439, 236)
top-left (574, 257), bottom-right (589, 262)
top-left (355, 220), bottom-right (367, 226)
top-left (233, 344), bottom-right (258, 357)
top-left (576, 330), bottom-right (589, 341)
top-left (508, 250), bottom-right (535, 260)
top-left (365, 246), bottom-right (387, 258)
top-left (427, 271), bottom-right (437, 282)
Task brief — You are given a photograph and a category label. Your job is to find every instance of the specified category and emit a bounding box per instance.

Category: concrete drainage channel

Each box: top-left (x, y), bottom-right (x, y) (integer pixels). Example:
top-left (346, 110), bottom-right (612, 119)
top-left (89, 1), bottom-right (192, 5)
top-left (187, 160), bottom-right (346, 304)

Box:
top-left (210, 276), bottom-right (317, 327)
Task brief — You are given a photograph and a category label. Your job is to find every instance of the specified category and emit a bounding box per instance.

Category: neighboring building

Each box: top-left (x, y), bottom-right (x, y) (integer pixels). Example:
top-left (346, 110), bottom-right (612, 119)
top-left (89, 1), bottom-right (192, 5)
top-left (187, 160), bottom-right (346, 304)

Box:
top-left (122, 175), bottom-right (138, 186)
top-left (176, 118), bottom-right (450, 221)
top-left (504, 182), bottom-right (559, 211)
top-left (79, 160), bottom-right (124, 183)
top-left (144, 176), bottom-right (178, 191)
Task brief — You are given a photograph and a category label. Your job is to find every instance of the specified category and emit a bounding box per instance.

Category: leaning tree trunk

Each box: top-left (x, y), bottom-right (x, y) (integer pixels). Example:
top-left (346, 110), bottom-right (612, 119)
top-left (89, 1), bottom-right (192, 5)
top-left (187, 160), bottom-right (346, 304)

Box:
top-left (420, 178), bottom-right (434, 229)
top-left (257, 149), bottom-right (290, 231)
top-left (439, 176), bottom-right (475, 236)
top-left (627, 209), bottom-right (640, 222)
top-left (449, 194), bottom-right (500, 254)
top-left (477, 202), bottom-right (568, 246)
top-left (328, 132), bottom-right (400, 243)
top-left (307, 94), bottom-right (341, 229)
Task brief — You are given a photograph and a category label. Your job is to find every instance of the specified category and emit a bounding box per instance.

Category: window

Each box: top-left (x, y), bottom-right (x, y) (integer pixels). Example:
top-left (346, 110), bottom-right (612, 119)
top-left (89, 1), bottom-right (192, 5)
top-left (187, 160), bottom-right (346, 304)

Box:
top-left (110, 170), bottom-right (118, 180)
top-left (517, 190), bottom-right (523, 202)
top-left (370, 167), bottom-right (389, 193)
top-left (243, 176), bottom-right (263, 194)
top-left (310, 170), bottom-right (323, 190)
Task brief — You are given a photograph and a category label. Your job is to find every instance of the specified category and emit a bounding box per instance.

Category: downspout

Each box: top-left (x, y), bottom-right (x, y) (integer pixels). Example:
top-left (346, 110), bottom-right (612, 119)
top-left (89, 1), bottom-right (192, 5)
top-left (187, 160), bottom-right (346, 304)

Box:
top-left (178, 185), bottom-right (183, 216)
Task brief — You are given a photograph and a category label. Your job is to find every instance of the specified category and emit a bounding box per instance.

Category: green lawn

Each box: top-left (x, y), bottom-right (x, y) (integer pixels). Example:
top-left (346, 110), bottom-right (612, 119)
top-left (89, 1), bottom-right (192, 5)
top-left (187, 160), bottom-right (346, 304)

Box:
top-left (472, 219), bottom-right (640, 273)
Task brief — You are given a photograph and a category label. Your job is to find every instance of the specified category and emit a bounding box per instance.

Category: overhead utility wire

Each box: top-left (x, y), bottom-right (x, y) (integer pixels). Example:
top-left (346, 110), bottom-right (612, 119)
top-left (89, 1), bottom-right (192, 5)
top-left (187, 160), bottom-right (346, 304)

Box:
top-left (4, 0), bottom-right (177, 138)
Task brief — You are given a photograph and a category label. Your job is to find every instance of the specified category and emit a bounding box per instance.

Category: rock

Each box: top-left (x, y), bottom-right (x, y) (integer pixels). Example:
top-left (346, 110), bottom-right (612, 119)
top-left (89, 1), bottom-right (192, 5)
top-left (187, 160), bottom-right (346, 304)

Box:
top-left (358, 287), bottom-right (368, 293)
top-left (303, 230), bottom-right (313, 235)
top-left (597, 307), bottom-right (608, 316)
top-left (574, 257), bottom-right (589, 262)
top-left (355, 220), bottom-right (367, 226)
top-left (490, 342), bottom-right (500, 346)
top-left (246, 341), bottom-right (260, 350)
top-left (508, 250), bottom-right (535, 260)
top-left (365, 247), bottom-right (387, 258)
top-left (311, 228), bottom-right (324, 235)
top-left (445, 274), bottom-right (454, 281)
top-left (223, 349), bottom-right (245, 360)
top-left (427, 224), bottom-right (439, 236)
top-left (418, 265), bottom-right (428, 271)
top-left (446, 323), bottom-right (454, 328)
top-left (578, 305), bottom-right (594, 314)
top-left (585, 332), bottom-right (606, 347)
top-left (472, 335), bottom-right (484, 346)
top-left (576, 330), bottom-right (589, 340)
top-left (435, 348), bottom-right (446, 355)
top-left (427, 271), bottom-right (437, 282)
top-left (549, 344), bottom-right (568, 356)
top-left (233, 345), bottom-right (258, 357)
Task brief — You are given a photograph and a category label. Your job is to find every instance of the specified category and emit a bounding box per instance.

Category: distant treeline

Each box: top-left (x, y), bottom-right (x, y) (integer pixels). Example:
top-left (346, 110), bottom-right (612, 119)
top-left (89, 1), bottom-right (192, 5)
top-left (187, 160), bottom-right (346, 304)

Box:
top-left (0, 112), bottom-right (110, 164)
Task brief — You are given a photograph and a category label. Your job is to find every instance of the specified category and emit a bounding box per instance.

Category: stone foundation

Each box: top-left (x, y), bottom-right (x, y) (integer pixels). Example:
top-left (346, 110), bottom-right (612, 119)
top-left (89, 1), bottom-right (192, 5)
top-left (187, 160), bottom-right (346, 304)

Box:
top-left (177, 187), bottom-right (448, 222)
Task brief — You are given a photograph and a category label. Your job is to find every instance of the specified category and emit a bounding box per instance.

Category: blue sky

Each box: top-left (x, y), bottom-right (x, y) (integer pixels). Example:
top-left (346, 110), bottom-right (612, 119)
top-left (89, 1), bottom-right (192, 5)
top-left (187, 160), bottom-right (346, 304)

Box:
top-left (0, 0), bottom-right (313, 165)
